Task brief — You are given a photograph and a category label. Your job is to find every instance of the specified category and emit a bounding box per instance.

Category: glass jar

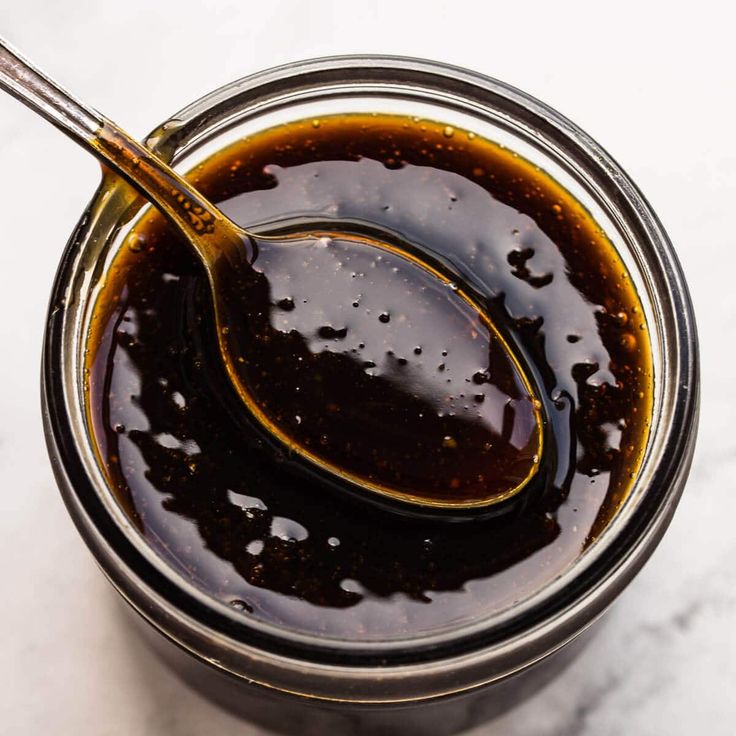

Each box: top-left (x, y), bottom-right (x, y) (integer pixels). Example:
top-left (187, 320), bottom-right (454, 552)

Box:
top-left (42, 56), bottom-right (698, 733)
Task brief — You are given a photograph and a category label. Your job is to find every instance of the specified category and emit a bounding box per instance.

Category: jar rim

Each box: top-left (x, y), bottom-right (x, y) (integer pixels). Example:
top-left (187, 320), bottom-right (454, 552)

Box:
top-left (42, 54), bottom-right (698, 692)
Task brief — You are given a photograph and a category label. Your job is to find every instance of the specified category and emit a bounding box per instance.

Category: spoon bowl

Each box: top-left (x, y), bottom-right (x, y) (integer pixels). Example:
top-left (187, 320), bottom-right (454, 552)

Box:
top-left (207, 225), bottom-right (544, 511)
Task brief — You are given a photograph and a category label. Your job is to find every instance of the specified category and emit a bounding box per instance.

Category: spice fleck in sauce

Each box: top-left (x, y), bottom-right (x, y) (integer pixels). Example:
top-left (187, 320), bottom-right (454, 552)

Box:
top-left (86, 114), bottom-right (652, 639)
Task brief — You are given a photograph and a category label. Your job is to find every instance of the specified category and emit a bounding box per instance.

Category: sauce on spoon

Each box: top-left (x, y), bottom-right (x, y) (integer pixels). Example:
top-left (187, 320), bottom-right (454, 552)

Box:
top-left (94, 123), bottom-right (544, 513)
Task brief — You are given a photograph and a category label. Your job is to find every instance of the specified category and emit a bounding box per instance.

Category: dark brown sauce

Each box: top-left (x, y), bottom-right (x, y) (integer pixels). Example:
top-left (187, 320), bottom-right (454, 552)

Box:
top-left (213, 229), bottom-right (543, 510)
top-left (86, 113), bottom-right (652, 639)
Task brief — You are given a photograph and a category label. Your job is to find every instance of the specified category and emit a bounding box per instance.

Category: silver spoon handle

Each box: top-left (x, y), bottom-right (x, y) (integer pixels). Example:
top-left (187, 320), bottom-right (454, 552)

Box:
top-left (0, 36), bottom-right (243, 261)
top-left (0, 36), bottom-right (102, 143)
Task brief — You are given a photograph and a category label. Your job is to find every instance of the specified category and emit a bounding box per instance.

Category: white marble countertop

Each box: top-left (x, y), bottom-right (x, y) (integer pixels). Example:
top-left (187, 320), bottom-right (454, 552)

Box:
top-left (1, 1), bottom-right (733, 733)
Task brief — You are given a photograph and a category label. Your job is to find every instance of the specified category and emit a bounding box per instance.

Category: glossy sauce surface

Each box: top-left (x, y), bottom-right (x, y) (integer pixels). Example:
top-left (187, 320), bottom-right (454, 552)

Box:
top-left (214, 229), bottom-right (543, 509)
top-left (86, 114), bottom-right (652, 639)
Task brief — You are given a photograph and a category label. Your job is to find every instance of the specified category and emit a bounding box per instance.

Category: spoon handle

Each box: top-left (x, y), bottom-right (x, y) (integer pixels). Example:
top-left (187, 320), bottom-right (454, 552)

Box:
top-left (0, 36), bottom-right (101, 142)
top-left (0, 36), bottom-right (239, 259)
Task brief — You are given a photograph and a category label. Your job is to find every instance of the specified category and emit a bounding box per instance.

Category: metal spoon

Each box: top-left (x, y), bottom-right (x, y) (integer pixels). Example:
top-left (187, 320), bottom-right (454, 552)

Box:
top-left (0, 37), bottom-right (544, 515)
